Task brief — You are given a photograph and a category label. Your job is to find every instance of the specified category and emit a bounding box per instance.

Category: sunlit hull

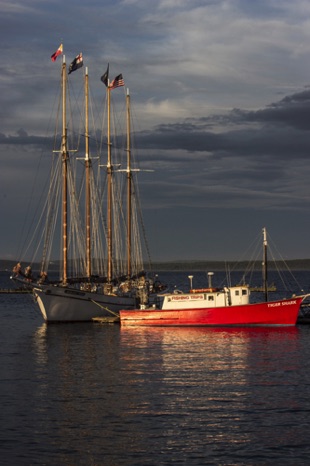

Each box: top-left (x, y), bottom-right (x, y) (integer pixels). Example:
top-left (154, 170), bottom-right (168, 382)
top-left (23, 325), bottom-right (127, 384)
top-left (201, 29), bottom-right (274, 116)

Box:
top-left (120, 297), bottom-right (303, 327)
top-left (33, 285), bottom-right (137, 322)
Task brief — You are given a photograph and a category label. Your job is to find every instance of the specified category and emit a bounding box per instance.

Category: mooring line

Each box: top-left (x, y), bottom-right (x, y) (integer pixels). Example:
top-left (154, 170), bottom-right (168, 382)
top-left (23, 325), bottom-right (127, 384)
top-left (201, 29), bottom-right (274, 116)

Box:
top-left (90, 299), bottom-right (119, 317)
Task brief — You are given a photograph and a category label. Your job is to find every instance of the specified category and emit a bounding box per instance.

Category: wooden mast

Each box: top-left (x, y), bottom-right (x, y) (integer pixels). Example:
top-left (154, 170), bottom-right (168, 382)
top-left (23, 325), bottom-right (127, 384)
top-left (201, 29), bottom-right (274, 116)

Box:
top-left (107, 83), bottom-right (113, 283)
top-left (85, 67), bottom-right (91, 280)
top-left (61, 56), bottom-right (68, 285)
top-left (262, 227), bottom-right (268, 302)
top-left (126, 88), bottom-right (132, 278)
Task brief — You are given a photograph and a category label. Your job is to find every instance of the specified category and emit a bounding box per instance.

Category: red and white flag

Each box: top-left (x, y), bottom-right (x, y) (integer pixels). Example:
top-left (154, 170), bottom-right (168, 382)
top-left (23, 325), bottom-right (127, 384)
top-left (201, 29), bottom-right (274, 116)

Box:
top-left (51, 44), bottom-right (63, 62)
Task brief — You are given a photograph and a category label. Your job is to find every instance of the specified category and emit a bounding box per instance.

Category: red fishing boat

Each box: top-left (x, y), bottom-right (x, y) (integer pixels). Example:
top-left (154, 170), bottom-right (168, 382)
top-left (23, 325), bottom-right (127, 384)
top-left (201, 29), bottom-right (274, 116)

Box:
top-left (119, 289), bottom-right (305, 327)
top-left (120, 229), bottom-right (308, 327)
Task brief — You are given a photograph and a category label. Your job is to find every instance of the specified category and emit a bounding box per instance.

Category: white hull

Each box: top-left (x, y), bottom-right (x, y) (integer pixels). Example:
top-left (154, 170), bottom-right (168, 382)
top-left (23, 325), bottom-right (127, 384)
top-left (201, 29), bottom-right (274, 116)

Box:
top-left (33, 285), bottom-right (137, 322)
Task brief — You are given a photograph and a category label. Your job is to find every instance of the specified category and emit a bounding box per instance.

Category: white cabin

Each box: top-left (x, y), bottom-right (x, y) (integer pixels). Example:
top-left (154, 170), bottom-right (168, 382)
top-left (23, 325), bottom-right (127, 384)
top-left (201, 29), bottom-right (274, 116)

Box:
top-left (161, 286), bottom-right (250, 310)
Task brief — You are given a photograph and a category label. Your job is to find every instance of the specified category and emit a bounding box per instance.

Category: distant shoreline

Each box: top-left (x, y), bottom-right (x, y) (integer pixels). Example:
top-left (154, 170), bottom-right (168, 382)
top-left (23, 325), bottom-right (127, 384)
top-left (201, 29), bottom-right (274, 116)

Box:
top-left (2, 258), bottom-right (310, 272)
top-left (148, 259), bottom-right (310, 271)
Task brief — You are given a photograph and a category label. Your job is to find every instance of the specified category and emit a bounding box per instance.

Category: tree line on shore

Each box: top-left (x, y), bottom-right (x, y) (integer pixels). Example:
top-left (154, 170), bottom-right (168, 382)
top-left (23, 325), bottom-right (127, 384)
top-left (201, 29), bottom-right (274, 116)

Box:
top-left (2, 258), bottom-right (310, 272)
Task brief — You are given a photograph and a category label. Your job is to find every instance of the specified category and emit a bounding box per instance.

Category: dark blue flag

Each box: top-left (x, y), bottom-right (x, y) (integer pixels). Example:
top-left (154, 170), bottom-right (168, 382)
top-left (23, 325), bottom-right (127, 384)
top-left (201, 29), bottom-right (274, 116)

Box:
top-left (68, 53), bottom-right (83, 74)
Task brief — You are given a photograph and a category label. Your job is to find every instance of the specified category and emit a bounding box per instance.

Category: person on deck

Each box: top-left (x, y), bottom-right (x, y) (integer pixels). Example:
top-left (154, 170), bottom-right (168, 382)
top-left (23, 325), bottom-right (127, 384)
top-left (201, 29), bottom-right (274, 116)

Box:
top-left (12, 262), bottom-right (22, 276)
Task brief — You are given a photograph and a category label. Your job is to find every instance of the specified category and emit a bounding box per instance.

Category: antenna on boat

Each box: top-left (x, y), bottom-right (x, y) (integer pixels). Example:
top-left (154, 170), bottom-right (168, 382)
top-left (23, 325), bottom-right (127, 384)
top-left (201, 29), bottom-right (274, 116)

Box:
top-left (262, 227), bottom-right (268, 302)
top-left (188, 275), bottom-right (193, 290)
top-left (208, 272), bottom-right (214, 288)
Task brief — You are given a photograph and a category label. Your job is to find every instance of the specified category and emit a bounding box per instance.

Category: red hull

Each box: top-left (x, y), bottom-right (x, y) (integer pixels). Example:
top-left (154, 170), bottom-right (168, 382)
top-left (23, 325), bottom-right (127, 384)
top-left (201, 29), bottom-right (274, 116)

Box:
top-left (120, 297), bottom-right (303, 327)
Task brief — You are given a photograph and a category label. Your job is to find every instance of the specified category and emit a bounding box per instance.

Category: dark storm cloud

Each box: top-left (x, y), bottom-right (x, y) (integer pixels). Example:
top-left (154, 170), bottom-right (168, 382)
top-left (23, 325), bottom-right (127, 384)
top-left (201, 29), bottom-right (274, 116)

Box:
top-left (125, 86), bottom-right (310, 239)
top-left (2, 87), bottom-right (309, 208)
top-left (234, 89), bottom-right (310, 131)
top-left (1, 0), bottom-right (310, 260)
top-left (134, 88), bottom-right (310, 164)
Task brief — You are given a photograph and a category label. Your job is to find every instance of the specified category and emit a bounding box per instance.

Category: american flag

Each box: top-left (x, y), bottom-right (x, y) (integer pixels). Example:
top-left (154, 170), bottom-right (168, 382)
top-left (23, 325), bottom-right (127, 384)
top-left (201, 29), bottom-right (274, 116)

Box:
top-left (109, 73), bottom-right (124, 89)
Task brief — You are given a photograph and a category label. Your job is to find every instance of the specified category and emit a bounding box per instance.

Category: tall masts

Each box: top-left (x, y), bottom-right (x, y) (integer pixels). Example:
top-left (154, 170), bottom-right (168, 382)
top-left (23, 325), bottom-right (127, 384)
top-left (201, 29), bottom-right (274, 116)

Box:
top-left (107, 83), bottom-right (113, 283)
top-left (59, 63), bottom-right (138, 285)
top-left (60, 56), bottom-right (89, 284)
top-left (106, 86), bottom-right (135, 282)
top-left (61, 57), bottom-right (68, 285)
top-left (126, 89), bottom-right (132, 278)
top-left (84, 67), bottom-right (91, 280)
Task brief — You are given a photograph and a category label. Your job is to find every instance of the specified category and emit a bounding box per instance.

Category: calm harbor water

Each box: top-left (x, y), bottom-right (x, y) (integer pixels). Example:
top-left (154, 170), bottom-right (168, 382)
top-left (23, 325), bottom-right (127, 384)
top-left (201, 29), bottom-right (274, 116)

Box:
top-left (1, 270), bottom-right (310, 465)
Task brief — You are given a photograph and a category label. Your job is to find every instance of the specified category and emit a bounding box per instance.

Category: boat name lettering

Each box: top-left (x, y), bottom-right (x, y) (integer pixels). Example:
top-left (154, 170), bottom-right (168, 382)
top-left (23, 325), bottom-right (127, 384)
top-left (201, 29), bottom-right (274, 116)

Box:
top-left (267, 300), bottom-right (297, 308)
top-left (170, 294), bottom-right (204, 302)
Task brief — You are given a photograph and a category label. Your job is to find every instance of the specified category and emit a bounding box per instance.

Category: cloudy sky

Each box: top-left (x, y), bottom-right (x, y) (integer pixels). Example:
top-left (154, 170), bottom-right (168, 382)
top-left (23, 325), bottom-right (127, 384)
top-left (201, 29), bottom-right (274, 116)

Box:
top-left (1, 0), bottom-right (310, 263)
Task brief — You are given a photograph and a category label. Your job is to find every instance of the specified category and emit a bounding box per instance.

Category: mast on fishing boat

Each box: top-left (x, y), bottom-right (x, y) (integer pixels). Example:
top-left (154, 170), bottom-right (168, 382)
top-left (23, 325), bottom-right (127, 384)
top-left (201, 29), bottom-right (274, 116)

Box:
top-left (262, 227), bottom-right (268, 302)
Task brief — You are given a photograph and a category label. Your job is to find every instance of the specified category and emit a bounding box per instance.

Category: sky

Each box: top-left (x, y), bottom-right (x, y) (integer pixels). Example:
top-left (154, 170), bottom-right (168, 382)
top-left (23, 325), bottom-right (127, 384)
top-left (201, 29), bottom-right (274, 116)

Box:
top-left (1, 0), bottom-right (310, 263)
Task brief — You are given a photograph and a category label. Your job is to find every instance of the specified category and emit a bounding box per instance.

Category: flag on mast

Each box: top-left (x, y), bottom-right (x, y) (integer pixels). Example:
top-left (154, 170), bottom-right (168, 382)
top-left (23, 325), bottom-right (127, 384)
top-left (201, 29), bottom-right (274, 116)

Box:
top-left (100, 64), bottom-right (109, 87)
top-left (51, 44), bottom-right (63, 62)
top-left (68, 53), bottom-right (83, 74)
top-left (109, 74), bottom-right (124, 89)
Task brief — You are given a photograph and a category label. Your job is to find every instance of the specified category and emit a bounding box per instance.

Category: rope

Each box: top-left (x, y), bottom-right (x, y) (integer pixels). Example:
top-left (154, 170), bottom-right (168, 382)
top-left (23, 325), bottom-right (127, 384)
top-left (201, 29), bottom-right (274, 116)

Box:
top-left (90, 299), bottom-right (119, 317)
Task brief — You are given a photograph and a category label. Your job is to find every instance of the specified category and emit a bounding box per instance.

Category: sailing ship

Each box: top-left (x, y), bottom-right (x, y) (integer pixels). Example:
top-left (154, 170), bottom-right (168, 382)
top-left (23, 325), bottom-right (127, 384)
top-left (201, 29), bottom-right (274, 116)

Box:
top-left (120, 228), bottom-right (308, 326)
top-left (12, 52), bottom-right (162, 322)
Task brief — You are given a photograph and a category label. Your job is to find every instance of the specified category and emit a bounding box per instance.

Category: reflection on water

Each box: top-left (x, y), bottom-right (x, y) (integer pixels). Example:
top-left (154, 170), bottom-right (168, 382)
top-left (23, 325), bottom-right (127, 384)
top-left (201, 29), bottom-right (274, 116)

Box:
top-left (28, 324), bottom-right (305, 464)
top-left (2, 286), bottom-right (310, 465)
top-left (117, 327), bottom-right (304, 463)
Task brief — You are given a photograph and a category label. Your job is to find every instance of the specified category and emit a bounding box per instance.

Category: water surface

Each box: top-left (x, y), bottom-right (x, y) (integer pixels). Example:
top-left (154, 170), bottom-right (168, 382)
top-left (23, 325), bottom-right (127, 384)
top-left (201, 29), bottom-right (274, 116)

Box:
top-left (1, 271), bottom-right (310, 465)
